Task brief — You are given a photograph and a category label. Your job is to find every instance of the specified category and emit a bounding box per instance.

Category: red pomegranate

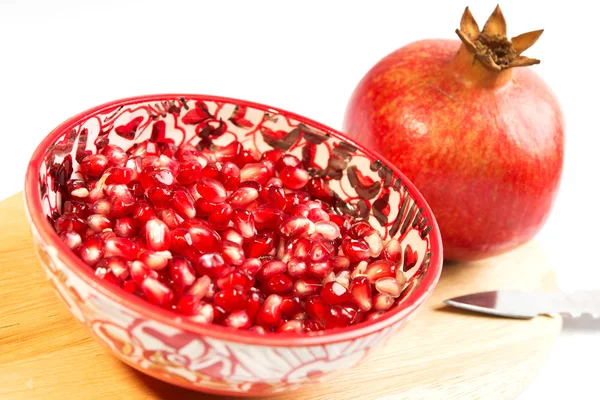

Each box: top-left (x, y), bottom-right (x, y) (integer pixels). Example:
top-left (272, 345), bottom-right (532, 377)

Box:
top-left (343, 6), bottom-right (564, 261)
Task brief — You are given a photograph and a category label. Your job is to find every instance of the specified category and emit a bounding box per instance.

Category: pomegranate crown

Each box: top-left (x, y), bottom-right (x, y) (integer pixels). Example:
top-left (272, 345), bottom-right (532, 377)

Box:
top-left (455, 5), bottom-right (543, 71)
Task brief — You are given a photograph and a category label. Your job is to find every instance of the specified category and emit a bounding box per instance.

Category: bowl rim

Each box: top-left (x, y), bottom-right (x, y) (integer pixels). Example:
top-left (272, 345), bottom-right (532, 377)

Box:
top-left (24, 93), bottom-right (443, 347)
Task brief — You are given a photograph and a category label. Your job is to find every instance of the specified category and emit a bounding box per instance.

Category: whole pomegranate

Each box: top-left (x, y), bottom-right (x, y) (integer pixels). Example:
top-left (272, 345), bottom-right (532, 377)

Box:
top-left (343, 6), bottom-right (564, 261)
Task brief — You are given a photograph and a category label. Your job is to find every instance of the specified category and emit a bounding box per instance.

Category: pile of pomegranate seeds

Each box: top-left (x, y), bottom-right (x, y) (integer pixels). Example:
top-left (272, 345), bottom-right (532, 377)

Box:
top-left (53, 140), bottom-right (407, 333)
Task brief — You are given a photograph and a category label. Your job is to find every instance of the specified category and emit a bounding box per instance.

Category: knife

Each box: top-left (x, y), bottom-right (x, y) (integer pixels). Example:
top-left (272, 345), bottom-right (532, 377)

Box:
top-left (444, 290), bottom-right (600, 319)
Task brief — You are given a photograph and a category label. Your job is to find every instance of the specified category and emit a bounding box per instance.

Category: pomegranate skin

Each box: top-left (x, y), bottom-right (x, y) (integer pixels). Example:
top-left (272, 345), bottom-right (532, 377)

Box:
top-left (343, 39), bottom-right (564, 261)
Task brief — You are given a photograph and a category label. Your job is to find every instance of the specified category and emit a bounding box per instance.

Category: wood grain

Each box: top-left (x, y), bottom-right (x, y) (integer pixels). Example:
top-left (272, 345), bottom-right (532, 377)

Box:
top-left (0, 193), bottom-right (561, 399)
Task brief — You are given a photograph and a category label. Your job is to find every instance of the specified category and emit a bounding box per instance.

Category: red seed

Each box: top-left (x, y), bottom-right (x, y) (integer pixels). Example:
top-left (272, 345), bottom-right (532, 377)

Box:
top-left (59, 231), bottom-right (82, 250)
top-left (122, 280), bottom-right (138, 294)
top-left (139, 250), bottom-right (172, 271)
top-left (341, 238), bottom-right (370, 262)
top-left (220, 162), bottom-right (241, 191)
top-left (307, 208), bottom-right (330, 222)
top-left (197, 177), bottom-right (227, 203)
top-left (217, 270), bottom-right (253, 290)
top-left (256, 294), bottom-right (283, 328)
top-left (240, 162), bottom-right (270, 184)
top-left (365, 260), bottom-right (396, 283)
top-left (280, 296), bottom-right (303, 318)
top-left (221, 240), bottom-right (245, 266)
top-left (87, 214), bottom-right (112, 233)
top-left (261, 149), bottom-right (284, 164)
top-left (309, 260), bottom-right (333, 279)
top-left (331, 256), bottom-right (351, 271)
top-left (240, 258), bottom-right (262, 277)
top-left (104, 166), bottom-right (134, 185)
top-left (131, 202), bottom-right (155, 227)
top-left (130, 260), bottom-right (158, 285)
top-left (314, 221), bottom-right (341, 240)
top-left (101, 144), bottom-right (128, 167)
top-left (349, 221), bottom-right (375, 238)
top-left (214, 287), bottom-right (247, 312)
top-left (170, 188), bottom-right (196, 219)
top-left (221, 228), bottom-right (244, 246)
top-left (109, 185), bottom-right (136, 218)
top-left (63, 200), bottom-right (90, 219)
top-left (188, 302), bottom-right (215, 323)
top-left (157, 208), bottom-right (183, 229)
top-left (375, 277), bottom-right (401, 297)
top-left (175, 293), bottom-right (201, 315)
top-left (325, 305), bottom-right (354, 329)
top-left (213, 141), bottom-right (242, 162)
top-left (246, 288), bottom-right (264, 320)
top-left (147, 186), bottom-right (173, 209)
top-left (258, 260), bottom-right (287, 282)
top-left (176, 160), bottom-right (203, 185)
top-left (180, 219), bottom-right (221, 253)
top-left (194, 198), bottom-right (218, 217)
top-left (54, 214), bottom-right (87, 235)
top-left (97, 257), bottom-right (129, 280)
top-left (80, 154), bottom-right (109, 177)
top-left (266, 273), bottom-right (293, 294)
top-left (350, 276), bottom-right (372, 311)
top-left (287, 257), bottom-right (308, 278)
top-left (321, 281), bottom-right (352, 305)
top-left (141, 277), bottom-right (174, 307)
top-left (280, 166), bottom-right (310, 190)
top-left (292, 277), bottom-right (322, 298)
top-left (104, 237), bottom-right (140, 261)
top-left (308, 240), bottom-right (332, 263)
top-left (261, 186), bottom-right (286, 210)
top-left (232, 209), bottom-right (256, 239)
top-left (225, 310), bottom-right (252, 329)
top-left (208, 202), bottom-right (233, 230)
top-left (364, 310), bottom-right (386, 322)
top-left (275, 154), bottom-right (301, 172)
top-left (187, 275), bottom-right (212, 299)
top-left (78, 237), bottom-right (104, 265)
top-left (365, 231), bottom-right (383, 258)
top-left (229, 186), bottom-right (259, 208)
top-left (195, 253), bottom-right (229, 278)
top-left (279, 216), bottom-right (315, 239)
top-left (244, 234), bottom-right (275, 258)
top-left (169, 257), bottom-right (196, 287)
top-left (114, 217), bottom-right (135, 237)
top-left (278, 320), bottom-right (304, 333)
top-left (305, 296), bottom-right (330, 322)
top-left (291, 237), bottom-right (311, 259)
top-left (304, 319), bottom-right (325, 332)
top-left (253, 204), bottom-right (282, 230)
top-left (140, 167), bottom-right (175, 188)
top-left (145, 218), bottom-right (171, 251)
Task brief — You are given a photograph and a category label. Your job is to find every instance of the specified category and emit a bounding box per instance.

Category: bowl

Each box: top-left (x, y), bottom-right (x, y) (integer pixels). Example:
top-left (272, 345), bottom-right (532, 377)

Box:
top-left (23, 94), bottom-right (443, 396)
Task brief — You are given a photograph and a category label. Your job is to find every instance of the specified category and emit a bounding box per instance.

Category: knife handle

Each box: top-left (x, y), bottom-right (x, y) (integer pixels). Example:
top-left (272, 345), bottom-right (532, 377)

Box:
top-left (547, 291), bottom-right (600, 318)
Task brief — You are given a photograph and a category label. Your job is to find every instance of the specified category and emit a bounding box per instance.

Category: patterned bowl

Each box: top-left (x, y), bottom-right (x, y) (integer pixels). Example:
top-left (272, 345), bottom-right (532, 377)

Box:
top-left (23, 94), bottom-right (443, 396)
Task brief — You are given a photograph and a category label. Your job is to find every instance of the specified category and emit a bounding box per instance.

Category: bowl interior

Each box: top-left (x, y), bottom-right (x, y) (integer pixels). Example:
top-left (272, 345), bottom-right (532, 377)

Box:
top-left (30, 94), bottom-right (440, 336)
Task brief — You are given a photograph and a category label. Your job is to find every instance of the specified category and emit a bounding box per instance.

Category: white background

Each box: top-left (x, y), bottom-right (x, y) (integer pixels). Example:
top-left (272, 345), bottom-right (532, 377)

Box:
top-left (1, 0), bottom-right (598, 398)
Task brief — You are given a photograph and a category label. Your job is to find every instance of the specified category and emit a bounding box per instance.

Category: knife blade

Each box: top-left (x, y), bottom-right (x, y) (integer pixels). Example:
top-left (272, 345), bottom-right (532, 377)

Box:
top-left (444, 290), bottom-right (600, 319)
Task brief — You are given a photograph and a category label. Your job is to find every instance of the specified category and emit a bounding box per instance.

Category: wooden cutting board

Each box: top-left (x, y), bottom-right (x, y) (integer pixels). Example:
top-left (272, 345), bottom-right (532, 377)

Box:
top-left (0, 193), bottom-right (561, 400)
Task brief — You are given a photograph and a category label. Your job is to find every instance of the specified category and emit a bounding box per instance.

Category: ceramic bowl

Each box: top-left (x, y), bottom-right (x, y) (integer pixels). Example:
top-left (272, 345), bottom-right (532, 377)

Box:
top-left (23, 94), bottom-right (442, 396)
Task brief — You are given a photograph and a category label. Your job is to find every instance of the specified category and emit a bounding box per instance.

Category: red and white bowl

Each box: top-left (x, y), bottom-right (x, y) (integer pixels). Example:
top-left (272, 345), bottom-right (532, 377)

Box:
top-left (24, 94), bottom-right (442, 396)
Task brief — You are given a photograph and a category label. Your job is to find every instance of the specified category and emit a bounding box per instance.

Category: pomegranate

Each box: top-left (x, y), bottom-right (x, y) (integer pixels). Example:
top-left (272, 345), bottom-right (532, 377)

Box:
top-left (53, 137), bottom-right (414, 333)
top-left (343, 6), bottom-right (564, 261)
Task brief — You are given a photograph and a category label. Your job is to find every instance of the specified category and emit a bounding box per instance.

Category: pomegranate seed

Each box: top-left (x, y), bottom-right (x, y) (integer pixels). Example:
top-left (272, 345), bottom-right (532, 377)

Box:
top-left (275, 154), bottom-right (301, 172)
top-left (101, 144), bottom-right (128, 166)
top-left (97, 257), bottom-right (129, 280)
top-left (67, 179), bottom-right (89, 199)
top-left (87, 214), bottom-right (111, 233)
top-left (266, 273), bottom-right (293, 294)
top-left (365, 260), bottom-right (396, 283)
top-left (131, 202), bottom-right (155, 227)
top-left (364, 310), bottom-right (386, 322)
top-left (321, 281), bottom-right (352, 305)
top-left (141, 277), bottom-right (174, 307)
top-left (325, 305), bottom-right (354, 329)
top-left (280, 166), bottom-right (310, 189)
top-left (208, 202), bottom-right (233, 230)
top-left (365, 231), bottom-right (383, 258)
top-left (240, 162), bottom-right (270, 184)
top-left (373, 293), bottom-right (395, 311)
top-left (176, 160), bottom-right (202, 185)
top-left (80, 154), bottom-right (109, 177)
top-left (256, 294), bottom-right (283, 328)
top-left (261, 149), bottom-right (284, 164)
top-left (139, 250), bottom-right (172, 271)
top-left (188, 303), bottom-right (215, 323)
top-left (341, 238), bottom-right (370, 262)
top-left (383, 238), bottom-right (402, 263)
top-left (213, 141), bottom-right (242, 162)
top-left (304, 319), bottom-right (325, 332)
top-left (217, 271), bottom-right (253, 290)
top-left (59, 230), bottom-right (82, 250)
top-left (54, 214), bottom-right (87, 235)
top-left (279, 216), bottom-right (315, 239)
top-left (278, 320), bottom-right (304, 333)
top-left (245, 234), bottom-right (275, 258)
top-left (396, 269), bottom-right (407, 288)
top-left (248, 326), bottom-right (266, 334)
top-left (122, 280), bottom-right (138, 294)
top-left (280, 296), bottom-right (303, 318)
top-left (63, 200), bottom-right (89, 219)
top-left (349, 221), bottom-right (375, 238)
top-left (308, 241), bottom-right (332, 263)
top-left (246, 288), bottom-right (264, 320)
top-left (147, 186), bottom-right (172, 209)
top-left (314, 221), bottom-right (341, 241)
top-left (104, 237), bottom-right (140, 261)
top-left (104, 166), bottom-right (134, 185)
top-left (181, 219), bottom-right (221, 253)
top-left (375, 277), bottom-right (401, 297)
top-left (187, 275), bottom-right (211, 299)
top-left (229, 186), bottom-right (259, 208)
top-left (305, 296), bottom-right (329, 322)
top-left (258, 260), bottom-right (287, 282)
top-left (78, 237), bottom-right (104, 265)
top-left (195, 253), bottom-right (229, 278)
top-left (288, 203), bottom-right (310, 217)
top-left (144, 218), bottom-right (171, 251)
top-left (309, 260), bottom-right (333, 279)
top-left (240, 258), bottom-right (262, 277)
top-left (331, 256), bottom-right (351, 272)
top-left (292, 277), bottom-right (322, 298)
top-left (221, 240), bottom-right (245, 266)
top-left (261, 186), bottom-right (286, 210)
top-left (130, 260), bottom-right (158, 285)
top-left (335, 270), bottom-right (351, 288)
top-left (140, 167), bottom-right (175, 188)
top-left (214, 287), bottom-right (246, 312)
top-left (114, 217), bottom-right (135, 237)
top-left (287, 257), bottom-right (308, 278)
top-left (175, 293), bottom-right (200, 315)
top-left (351, 261), bottom-right (368, 279)
top-left (253, 204), bottom-right (282, 230)
top-left (170, 188), bottom-right (196, 219)
top-left (169, 257), bottom-right (196, 287)
top-left (350, 276), bottom-right (372, 311)
top-left (232, 209), bottom-right (256, 239)
top-left (221, 228), bottom-right (244, 246)
top-left (90, 199), bottom-right (111, 216)
top-left (307, 208), bottom-right (330, 222)
top-left (109, 185), bottom-right (136, 218)
top-left (197, 178), bottom-right (227, 203)
top-left (225, 310), bottom-right (252, 329)
top-left (291, 237), bottom-right (311, 259)
top-left (194, 198), bottom-right (218, 217)
top-left (220, 162), bottom-right (241, 191)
